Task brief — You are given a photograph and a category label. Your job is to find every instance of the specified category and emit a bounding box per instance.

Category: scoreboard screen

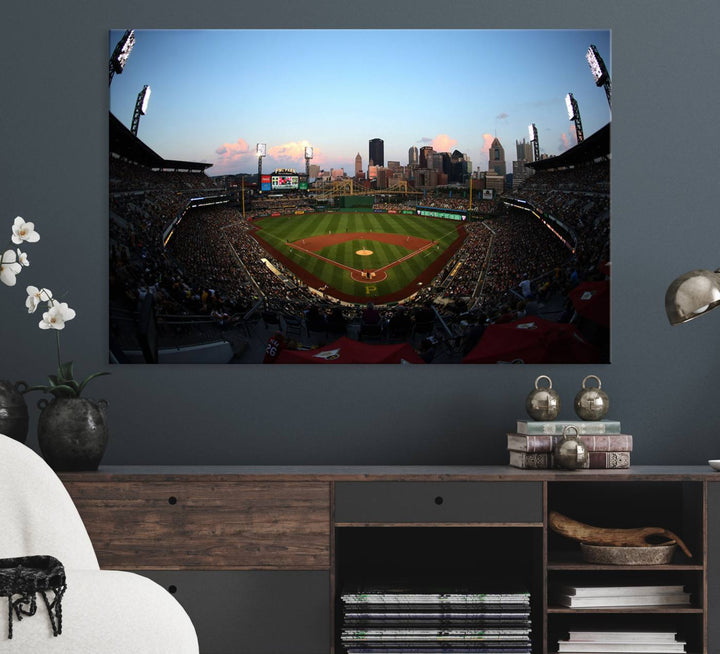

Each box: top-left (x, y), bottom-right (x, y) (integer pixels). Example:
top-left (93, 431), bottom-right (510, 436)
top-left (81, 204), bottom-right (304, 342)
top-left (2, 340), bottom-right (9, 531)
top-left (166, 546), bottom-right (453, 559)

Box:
top-left (416, 207), bottom-right (467, 221)
top-left (271, 175), bottom-right (299, 190)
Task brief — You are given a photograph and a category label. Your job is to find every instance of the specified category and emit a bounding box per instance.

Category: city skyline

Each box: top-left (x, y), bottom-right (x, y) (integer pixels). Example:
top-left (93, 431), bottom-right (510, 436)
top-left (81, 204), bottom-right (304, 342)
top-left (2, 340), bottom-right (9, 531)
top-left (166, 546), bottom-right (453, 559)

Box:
top-left (109, 29), bottom-right (611, 177)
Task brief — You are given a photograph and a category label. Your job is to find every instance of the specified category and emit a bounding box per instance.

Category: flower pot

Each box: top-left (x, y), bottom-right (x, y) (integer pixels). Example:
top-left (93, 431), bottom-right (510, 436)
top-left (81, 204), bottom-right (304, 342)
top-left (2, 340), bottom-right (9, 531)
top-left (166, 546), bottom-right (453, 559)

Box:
top-left (0, 380), bottom-right (29, 443)
top-left (37, 397), bottom-right (109, 471)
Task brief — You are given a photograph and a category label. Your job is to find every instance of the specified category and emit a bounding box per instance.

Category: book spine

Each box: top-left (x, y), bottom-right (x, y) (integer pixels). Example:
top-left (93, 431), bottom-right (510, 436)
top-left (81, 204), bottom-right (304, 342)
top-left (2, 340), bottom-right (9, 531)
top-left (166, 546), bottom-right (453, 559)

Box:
top-left (581, 451), bottom-right (631, 469)
top-left (507, 433), bottom-right (632, 453)
top-left (509, 451), bottom-right (550, 469)
top-left (509, 451), bottom-right (630, 469)
top-left (517, 420), bottom-right (621, 435)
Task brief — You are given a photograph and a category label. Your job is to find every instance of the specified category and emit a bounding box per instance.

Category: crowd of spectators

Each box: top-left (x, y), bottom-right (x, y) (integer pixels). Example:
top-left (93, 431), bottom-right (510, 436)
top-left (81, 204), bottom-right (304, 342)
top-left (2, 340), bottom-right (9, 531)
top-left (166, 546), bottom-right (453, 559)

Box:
top-left (110, 158), bottom-right (221, 193)
top-left (109, 155), bottom-right (608, 361)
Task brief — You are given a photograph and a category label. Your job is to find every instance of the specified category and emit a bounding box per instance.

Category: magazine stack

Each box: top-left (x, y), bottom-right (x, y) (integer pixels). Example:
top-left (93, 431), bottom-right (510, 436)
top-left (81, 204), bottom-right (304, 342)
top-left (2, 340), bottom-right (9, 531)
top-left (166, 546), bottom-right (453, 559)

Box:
top-left (556, 630), bottom-right (687, 653)
top-left (340, 586), bottom-right (532, 653)
top-left (551, 583), bottom-right (691, 609)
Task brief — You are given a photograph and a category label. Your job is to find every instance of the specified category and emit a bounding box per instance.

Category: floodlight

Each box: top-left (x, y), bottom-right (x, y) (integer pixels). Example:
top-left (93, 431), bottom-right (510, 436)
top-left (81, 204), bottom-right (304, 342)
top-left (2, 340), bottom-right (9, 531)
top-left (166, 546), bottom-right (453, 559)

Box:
top-left (565, 94), bottom-right (575, 120)
top-left (111, 30), bottom-right (135, 74)
top-left (528, 124), bottom-right (537, 142)
top-left (586, 44), bottom-right (607, 85)
top-left (140, 85), bottom-right (151, 115)
top-left (256, 143), bottom-right (266, 157)
top-left (305, 146), bottom-right (313, 159)
top-left (130, 84), bottom-right (151, 136)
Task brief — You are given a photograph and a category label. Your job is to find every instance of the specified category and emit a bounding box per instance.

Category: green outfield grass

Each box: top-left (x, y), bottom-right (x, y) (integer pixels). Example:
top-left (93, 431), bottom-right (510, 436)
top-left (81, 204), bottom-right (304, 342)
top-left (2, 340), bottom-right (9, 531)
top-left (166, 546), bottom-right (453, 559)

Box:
top-left (253, 211), bottom-right (462, 300)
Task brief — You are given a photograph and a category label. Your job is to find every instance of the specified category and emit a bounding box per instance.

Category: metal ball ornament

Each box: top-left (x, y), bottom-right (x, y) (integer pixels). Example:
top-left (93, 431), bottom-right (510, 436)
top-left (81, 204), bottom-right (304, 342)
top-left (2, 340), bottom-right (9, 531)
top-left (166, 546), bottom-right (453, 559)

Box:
top-left (525, 375), bottom-right (561, 421)
top-left (574, 374), bottom-right (609, 421)
top-left (554, 426), bottom-right (589, 470)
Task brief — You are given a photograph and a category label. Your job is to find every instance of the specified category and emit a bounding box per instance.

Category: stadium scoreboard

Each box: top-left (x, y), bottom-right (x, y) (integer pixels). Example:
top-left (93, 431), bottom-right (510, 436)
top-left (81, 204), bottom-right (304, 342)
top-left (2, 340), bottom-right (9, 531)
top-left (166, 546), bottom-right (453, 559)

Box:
top-left (261, 174), bottom-right (307, 191)
top-left (416, 206), bottom-right (467, 221)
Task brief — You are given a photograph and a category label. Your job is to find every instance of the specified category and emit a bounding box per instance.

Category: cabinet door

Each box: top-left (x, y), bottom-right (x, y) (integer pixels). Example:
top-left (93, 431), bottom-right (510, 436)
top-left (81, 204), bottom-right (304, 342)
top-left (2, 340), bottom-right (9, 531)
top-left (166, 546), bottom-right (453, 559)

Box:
top-left (139, 570), bottom-right (330, 654)
top-left (65, 480), bottom-right (331, 569)
top-left (335, 481), bottom-right (542, 524)
top-left (708, 483), bottom-right (720, 653)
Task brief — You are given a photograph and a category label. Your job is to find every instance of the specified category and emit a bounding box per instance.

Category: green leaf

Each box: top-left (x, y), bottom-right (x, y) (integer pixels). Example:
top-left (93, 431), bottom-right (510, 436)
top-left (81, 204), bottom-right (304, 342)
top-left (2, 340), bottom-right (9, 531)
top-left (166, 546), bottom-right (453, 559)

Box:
top-left (49, 384), bottom-right (79, 398)
top-left (48, 375), bottom-right (58, 387)
top-left (58, 361), bottom-right (74, 383)
top-left (25, 384), bottom-right (51, 394)
top-left (77, 371), bottom-right (110, 396)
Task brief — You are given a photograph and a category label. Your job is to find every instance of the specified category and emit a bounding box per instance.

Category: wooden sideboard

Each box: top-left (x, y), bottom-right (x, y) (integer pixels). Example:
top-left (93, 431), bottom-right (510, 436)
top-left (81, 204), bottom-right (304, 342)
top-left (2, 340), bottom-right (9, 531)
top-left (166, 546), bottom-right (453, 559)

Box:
top-left (60, 466), bottom-right (720, 654)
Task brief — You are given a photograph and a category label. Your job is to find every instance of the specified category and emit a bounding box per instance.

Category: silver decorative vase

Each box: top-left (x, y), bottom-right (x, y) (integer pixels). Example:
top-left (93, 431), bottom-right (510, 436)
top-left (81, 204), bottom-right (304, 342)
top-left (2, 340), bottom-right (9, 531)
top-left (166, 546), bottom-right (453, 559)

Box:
top-left (37, 397), bottom-right (109, 471)
top-left (0, 380), bottom-right (29, 443)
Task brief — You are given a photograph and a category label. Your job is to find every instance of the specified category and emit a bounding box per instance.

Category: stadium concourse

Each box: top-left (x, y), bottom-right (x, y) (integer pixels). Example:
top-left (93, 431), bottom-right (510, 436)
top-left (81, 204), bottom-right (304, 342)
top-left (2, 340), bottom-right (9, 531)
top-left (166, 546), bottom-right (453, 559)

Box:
top-left (109, 113), bottom-right (610, 364)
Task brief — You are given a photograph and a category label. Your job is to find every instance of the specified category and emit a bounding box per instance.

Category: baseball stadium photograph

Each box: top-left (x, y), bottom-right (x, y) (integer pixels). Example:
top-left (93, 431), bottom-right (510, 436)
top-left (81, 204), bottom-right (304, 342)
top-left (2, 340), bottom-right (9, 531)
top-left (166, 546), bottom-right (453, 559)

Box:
top-left (109, 29), bottom-right (611, 364)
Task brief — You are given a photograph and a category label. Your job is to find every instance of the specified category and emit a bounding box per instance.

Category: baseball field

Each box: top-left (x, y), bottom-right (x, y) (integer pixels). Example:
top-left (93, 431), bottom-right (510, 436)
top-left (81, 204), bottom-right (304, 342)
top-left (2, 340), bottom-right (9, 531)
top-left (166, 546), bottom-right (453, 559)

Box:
top-left (251, 211), bottom-right (466, 304)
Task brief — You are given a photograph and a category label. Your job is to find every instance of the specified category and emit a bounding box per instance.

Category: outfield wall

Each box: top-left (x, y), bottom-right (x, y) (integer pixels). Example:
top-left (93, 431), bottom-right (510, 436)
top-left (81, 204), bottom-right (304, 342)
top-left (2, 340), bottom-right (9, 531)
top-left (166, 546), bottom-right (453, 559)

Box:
top-left (340, 195), bottom-right (374, 209)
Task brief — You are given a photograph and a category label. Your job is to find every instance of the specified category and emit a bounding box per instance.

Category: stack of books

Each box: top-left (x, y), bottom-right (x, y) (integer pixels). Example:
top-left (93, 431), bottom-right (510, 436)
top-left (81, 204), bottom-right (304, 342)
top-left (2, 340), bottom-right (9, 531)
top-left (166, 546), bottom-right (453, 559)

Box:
top-left (557, 630), bottom-right (686, 653)
top-left (507, 419), bottom-right (632, 469)
top-left (551, 583), bottom-right (691, 609)
top-left (340, 586), bottom-right (532, 653)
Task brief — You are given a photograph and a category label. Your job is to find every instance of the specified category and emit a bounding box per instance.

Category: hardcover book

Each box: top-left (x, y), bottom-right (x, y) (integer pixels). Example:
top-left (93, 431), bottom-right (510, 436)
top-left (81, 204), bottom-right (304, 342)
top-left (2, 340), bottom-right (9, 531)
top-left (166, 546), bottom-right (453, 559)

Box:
top-left (508, 451), bottom-right (630, 469)
top-left (507, 433), bottom-right (632, 453)
top-left (516, 420), bottom-right (621, 435)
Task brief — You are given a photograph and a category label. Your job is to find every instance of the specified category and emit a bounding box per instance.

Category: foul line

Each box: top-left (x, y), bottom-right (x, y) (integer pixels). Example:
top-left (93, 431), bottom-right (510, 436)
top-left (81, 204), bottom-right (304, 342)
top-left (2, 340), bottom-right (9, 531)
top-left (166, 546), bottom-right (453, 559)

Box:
top-left (287, 238), bottom-right (439, 277)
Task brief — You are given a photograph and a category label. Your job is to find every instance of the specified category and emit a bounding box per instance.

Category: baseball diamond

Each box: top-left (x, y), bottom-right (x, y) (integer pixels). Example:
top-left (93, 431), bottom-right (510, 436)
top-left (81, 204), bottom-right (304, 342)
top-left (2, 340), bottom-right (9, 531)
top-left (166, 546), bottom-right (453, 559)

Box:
top-left (251, 212), bottom-right (466, 304)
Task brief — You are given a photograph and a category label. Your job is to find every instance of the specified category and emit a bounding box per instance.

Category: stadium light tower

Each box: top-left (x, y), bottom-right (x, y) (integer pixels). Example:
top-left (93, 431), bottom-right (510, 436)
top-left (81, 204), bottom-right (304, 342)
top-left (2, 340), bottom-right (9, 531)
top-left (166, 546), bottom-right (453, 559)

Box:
top-left (256, 143), bottom-right (266, 186)
top-left (586, 44), bottom-right (612, 109)
top-left (528, 123), bottom-right (540, 162)
top-left (109, 29), bottom-right (135, 86)
top-left (304, 146), bottom-right (313, 181)
top-left (565, 93), bottom-right (584, 144)
top-left (130, 85), bottom-right (151, 136)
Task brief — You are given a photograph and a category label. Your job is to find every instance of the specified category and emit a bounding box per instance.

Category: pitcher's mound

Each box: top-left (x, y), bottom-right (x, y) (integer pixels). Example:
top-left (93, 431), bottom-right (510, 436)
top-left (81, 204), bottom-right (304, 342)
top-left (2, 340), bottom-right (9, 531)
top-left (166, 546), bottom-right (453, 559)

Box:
top-left (356, 249), bottom-right (373, 256)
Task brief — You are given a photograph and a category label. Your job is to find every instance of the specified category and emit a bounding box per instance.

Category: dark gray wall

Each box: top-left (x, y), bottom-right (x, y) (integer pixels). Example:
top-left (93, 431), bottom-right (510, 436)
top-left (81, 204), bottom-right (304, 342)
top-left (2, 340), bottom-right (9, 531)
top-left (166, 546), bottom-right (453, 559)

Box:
top-left (1, 0), bottom-right (719, 465)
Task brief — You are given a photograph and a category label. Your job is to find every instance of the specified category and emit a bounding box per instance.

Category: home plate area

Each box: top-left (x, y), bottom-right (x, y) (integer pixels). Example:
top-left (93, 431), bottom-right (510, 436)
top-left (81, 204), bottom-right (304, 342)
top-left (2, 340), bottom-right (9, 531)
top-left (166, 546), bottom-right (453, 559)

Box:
top-left (287, 231), bottom-right (435, 285)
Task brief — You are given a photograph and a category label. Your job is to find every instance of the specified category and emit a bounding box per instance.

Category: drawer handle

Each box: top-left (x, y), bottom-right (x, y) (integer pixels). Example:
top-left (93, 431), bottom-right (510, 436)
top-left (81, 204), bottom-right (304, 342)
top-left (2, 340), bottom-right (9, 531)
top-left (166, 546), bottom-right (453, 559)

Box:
top-left (168, 496), bottom-right (178, 505)
top-left (168, 585), bottom-right (177, 594)
top-left (434, 496), bottom-right (444, 505)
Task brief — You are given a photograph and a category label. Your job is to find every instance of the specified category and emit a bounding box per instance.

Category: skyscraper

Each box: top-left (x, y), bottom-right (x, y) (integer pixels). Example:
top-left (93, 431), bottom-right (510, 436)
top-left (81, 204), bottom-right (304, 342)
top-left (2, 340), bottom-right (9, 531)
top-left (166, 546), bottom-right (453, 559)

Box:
top-left (369, 138), bottom-right (384, 168)
top-left (408, 145), bottom-right (419, 167)
top-left (516, 139), bottom-right (533, 162)
top-left (355, 153), bottom-right (362, 177)
top-left (488, 137), bottom-right (506, 176)
top-left (419, 146), bottom-right (434, 169)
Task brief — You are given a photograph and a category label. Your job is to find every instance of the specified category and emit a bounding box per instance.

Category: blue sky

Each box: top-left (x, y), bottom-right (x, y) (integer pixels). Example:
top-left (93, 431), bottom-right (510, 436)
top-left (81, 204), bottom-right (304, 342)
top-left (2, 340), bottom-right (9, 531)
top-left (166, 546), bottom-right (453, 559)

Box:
top-left (110, 29), bottom-right (611, 177)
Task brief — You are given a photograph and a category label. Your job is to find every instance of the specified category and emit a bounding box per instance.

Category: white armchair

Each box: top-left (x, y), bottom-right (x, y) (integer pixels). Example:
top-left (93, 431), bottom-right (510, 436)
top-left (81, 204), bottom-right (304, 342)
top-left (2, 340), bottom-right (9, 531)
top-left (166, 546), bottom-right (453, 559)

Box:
top-left (0, 434), bottom-right (199, 653)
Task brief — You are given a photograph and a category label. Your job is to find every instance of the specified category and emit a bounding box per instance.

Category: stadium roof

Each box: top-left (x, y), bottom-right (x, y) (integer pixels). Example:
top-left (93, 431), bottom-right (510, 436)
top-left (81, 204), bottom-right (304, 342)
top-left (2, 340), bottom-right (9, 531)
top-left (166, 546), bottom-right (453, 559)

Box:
top-left (109, 112), bottom-right (212, 172)
top-left (527, 122), bottom-right (609, 171)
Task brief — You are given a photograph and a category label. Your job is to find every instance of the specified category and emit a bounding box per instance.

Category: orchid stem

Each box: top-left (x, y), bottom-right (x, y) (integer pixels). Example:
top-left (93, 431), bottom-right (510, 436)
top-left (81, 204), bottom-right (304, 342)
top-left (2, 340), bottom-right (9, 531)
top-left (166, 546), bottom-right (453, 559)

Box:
top-left (56, 330), bottom-right (62, 370)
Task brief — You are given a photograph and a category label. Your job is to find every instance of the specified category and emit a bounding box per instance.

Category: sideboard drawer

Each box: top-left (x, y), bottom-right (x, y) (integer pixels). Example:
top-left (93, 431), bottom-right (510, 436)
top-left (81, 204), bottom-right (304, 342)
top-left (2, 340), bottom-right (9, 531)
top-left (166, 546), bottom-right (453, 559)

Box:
top-left (334, 481), bottom-right (542, 524)
top-left (65, 481), bottom-right (331, 570)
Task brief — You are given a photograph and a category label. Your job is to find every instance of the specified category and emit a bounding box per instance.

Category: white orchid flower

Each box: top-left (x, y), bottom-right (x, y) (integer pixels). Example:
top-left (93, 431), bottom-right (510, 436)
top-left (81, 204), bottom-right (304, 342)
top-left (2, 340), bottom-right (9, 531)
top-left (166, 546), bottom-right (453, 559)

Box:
top-left (39, 301), bottom-right (76, 330)
top-left (11, 216), bottom-right (40, 245)
top-left (26, 285), bottom-right (53, 313)
top-left (16, 249), bottom-right (29, 266)
top-left (0, 249), bottom-right (22, 286)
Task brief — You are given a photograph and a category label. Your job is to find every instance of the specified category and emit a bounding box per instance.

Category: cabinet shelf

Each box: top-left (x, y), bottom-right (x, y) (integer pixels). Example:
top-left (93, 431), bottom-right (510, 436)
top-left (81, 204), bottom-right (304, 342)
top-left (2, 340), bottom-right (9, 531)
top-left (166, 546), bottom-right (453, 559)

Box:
top-left (548, 606), bottom-right (704, 614)
top-left (547, 550), bottom-right (700, 571)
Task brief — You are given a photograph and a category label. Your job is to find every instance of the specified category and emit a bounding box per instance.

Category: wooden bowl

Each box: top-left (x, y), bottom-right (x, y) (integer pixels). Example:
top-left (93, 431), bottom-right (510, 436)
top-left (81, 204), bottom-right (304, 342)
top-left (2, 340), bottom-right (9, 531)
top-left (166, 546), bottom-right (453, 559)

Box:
top-left (580, 542), bottom-right (677, 565)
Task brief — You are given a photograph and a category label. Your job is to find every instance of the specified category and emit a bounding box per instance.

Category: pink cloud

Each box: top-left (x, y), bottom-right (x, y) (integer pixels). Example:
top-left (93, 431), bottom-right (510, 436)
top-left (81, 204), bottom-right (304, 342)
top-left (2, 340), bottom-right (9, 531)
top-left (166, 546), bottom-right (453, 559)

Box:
top-left (214, 138), bottom-right (251, 162)
top-left (559, 132), bottom-right (570, 151)
top-left (268, 140), bottom-right (312, 161)
top-left (481, 133), bottom-right (495, 156)
top-left (432, 134), bottom-right (457, 153)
